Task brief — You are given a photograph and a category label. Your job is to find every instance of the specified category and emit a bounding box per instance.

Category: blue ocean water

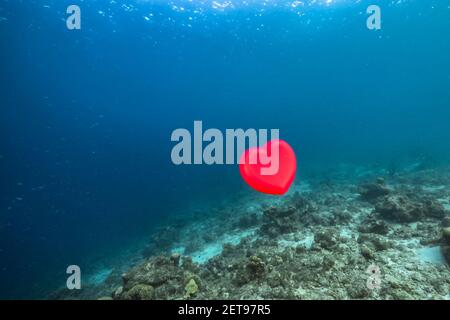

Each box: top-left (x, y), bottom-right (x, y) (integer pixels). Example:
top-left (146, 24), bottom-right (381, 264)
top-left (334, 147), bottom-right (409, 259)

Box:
top-left (0, 0), bottom-right (449, 299)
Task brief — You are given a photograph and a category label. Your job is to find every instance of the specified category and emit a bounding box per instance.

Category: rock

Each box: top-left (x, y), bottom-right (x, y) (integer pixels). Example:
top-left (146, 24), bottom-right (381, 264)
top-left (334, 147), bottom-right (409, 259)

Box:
top-left (233, 255), bottom-right (266, 286)
top-left (321, 255), bottom-right (335, 271)
top-left (358, 233), bottom-right (392, 251)
top-left (441, 245), bottom-right (450, 265)
top-left (113, 286), bottom-right (123, 298)
top-left (443, 227), bottom-right (450, 244)
top-left (440, 227), bottom-right (450, 265)
top-left (358, 217), bottom-right (390, 235)
top-left (267, 272), bottom-right (283, 288)
top-left (389, 289), bottom-right (414, 300)
top-left (115, 254), bottom-right (200, 300)
top-left (360, 245), bottom-right (375, 259)
top-left (374, 192), bottom-right (446, 222)
top-left (332, 210), bottom-right (352, 224)
top-left (442, 216), bottom-right (450, 228)
top-left (246, 256), bottom-right (266, 279)
top-left (170, 253), bottom-right (181, 266)
top-left (259, 205), bottom-right (299, 237)
top-left (358, 181), bottom-right (390, 202)
top-left (122, 284), bottom-right (155, 300)
top-left (375, 195), bottom-right (424, 222)
top-left (295, 245), bottom-right (307, 254)
top-left (372, 237), bottom-right (392, 251)
top-left (314, 228), bottom-right (339, 249)
top-left (182, 256), bottom-right (199, 273)
top-left (423, 199), bottom-right (447, 218)
top-left (347, 283), bottom-right (371, 299)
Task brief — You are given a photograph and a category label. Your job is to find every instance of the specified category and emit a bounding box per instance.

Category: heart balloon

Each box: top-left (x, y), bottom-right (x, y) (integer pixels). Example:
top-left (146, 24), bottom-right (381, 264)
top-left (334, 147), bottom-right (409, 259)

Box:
top-left (239, 139), bottom-right (297, 195)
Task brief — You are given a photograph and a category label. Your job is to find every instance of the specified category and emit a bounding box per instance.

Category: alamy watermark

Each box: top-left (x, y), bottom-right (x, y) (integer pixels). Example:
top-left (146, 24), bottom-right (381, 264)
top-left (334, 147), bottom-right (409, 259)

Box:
top-left (367, 5), bottom-right (382, 30)
top-left (66, 5), bottom-right (81, 30)
top-left (170, 121), bottom-right (280, 176)
top-left (66, 265), bottom-right (81, 290)
top-left (65, 4), bottom-right (381, 31)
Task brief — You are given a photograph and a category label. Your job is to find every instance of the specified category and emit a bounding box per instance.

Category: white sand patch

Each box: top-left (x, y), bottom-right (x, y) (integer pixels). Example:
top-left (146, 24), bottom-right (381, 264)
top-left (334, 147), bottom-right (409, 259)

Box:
top-left (422, 185), bottom-right (446, 193)
top-left (395, 238), bottom-right (421, 249)
top-left (416, 246), bottom-right (447, 265)
top-left (297, 181), bottom-right (312, 193)
top-left (339, 227), bottom-right (354, 239)
top-left (351, 207), bottom-right (372, 223)
top-left (278, 234), bottom-right (314, 250)
top-left (437, 198), bottom-right (450, 210)
top-left (287, 181), bottom-right (312, 195)
top-left (189, 229), bottom-right (256, 264)
top-left (170, 246), bottom-right (186, 255)
top-left (86, 268), bottom-right (113, 285)
top-left (355, 168), bottom-right (374, 178)
top-left (404, 162), bottom-right (421, 172)
top-left (409, 222), bottom-right (418, 230)
top-left (190, 243), bottom-right (223, 264)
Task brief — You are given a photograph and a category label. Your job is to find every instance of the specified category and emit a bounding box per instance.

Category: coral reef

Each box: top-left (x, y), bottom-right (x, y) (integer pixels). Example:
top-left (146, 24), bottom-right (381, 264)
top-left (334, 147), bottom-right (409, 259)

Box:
top-left (51, 165), bottom-right (450, 300)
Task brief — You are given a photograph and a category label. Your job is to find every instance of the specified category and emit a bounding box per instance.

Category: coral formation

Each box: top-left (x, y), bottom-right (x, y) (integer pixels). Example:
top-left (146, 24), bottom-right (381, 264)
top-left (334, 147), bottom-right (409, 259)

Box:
top-left (184, 279), bottom-right (199, 298)
top-left (50, 166), bottom-right (450, 300)
top-left (121, 284), bottom-right (155, 300)
top-left (442, 227), bottom-right (450, 265)
top-left (113, 254), bottom-right (202, 299)
top-left (358, 216), bottom-right (390, 235)
top-left (374, 195), bottom-right (424, 222)
top-left (358, 179), bottom-right (391, 202)
top-left (361, 181), bottom-right (448, 223)
top-left (259, 205), bottom-right (299, 237)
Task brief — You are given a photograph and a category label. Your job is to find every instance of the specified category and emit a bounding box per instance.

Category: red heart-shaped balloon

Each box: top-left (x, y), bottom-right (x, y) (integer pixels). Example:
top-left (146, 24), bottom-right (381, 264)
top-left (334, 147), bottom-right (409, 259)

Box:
top-left (239, 139), bottom-right (297, 195)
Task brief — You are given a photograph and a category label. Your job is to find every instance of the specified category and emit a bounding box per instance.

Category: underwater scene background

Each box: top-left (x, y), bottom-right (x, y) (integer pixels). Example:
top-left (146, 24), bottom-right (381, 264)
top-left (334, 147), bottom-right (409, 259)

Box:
top-left (0, 0), bottom-right (449, 299)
